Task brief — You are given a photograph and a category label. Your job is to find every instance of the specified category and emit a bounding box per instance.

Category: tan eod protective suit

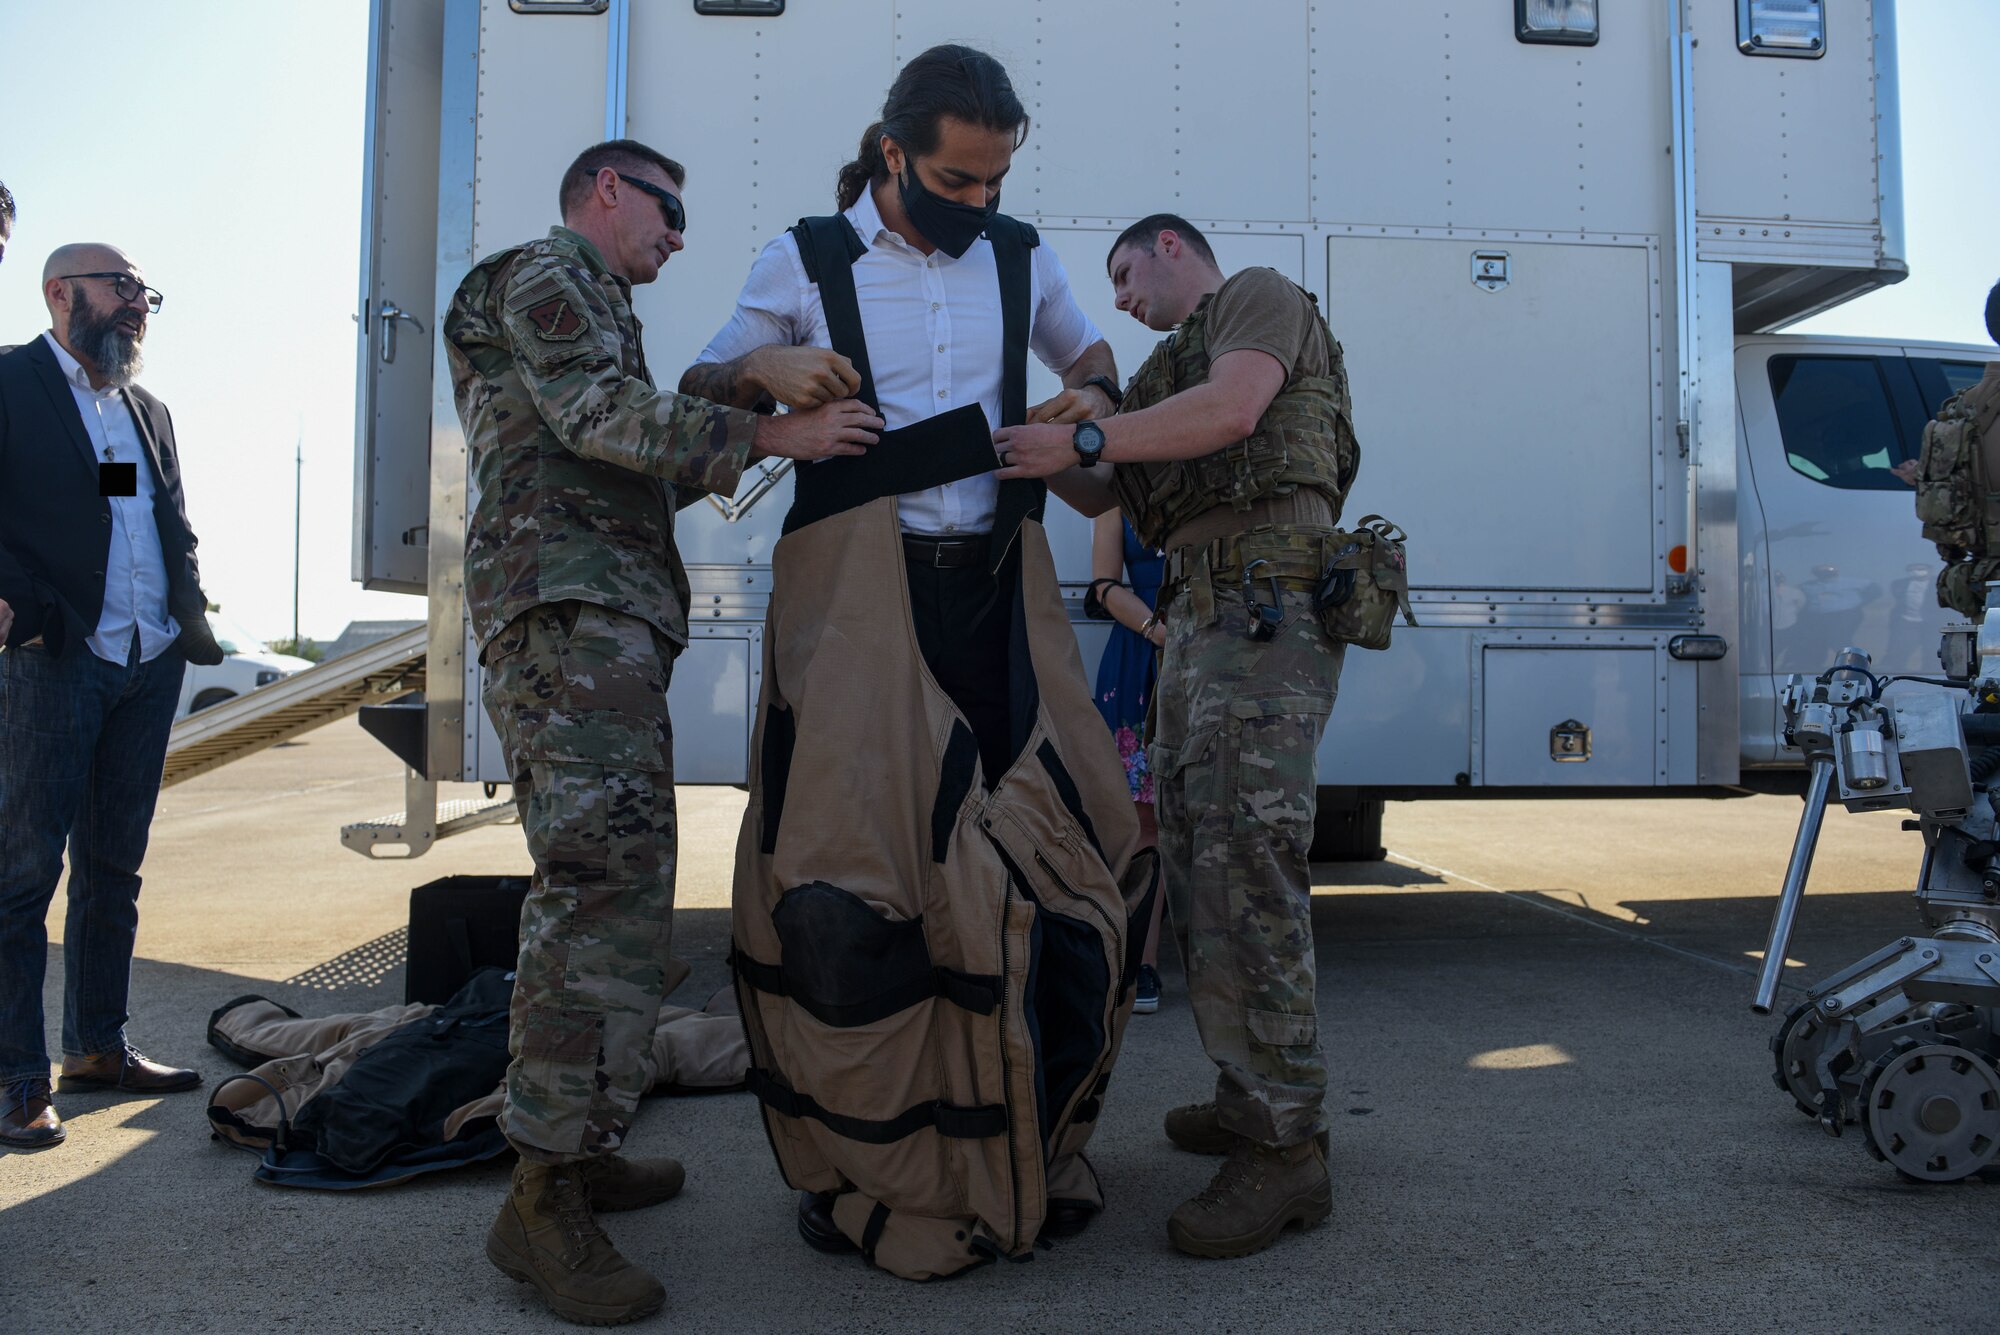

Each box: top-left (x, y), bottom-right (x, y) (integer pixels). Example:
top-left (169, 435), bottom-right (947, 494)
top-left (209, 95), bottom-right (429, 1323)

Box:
top-left (732, 497), bottom-right (1158, 1280)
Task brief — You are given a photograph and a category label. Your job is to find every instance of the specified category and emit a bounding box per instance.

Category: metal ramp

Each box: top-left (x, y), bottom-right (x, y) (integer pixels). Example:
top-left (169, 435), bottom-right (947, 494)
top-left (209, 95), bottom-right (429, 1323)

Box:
top-left (339, 768), bottom-right (517, 860)
top-left (162, 626), bottom-right (429, 788)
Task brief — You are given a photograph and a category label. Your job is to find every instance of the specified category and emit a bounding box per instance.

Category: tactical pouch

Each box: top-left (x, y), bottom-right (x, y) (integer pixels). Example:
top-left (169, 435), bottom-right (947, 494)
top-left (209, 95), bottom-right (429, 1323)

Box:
top-left (1314, 514), bottom-right (1416, 651)
top-left (1916, 385), bottom-right (2000, 561)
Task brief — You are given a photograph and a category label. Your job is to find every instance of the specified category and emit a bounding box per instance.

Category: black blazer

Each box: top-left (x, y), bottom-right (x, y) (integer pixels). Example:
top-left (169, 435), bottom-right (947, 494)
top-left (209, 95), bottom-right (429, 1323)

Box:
top-left (0, 337), bottom-right (224, 664)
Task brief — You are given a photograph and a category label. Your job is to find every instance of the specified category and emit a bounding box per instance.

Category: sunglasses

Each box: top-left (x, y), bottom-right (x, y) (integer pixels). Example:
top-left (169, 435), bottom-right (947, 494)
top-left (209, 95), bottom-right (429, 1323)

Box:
top-left (57, 272), bottom-right (164, 314)
top-left (615, 173), bottom-right (687, 235)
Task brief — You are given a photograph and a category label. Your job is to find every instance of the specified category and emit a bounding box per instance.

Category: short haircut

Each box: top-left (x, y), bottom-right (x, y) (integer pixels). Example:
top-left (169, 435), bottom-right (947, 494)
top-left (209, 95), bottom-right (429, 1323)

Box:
top-left (1108, 213), bottom-right (1216, 271)
top-left (0, 180), bottom-right (14, 233)
top-left (1986, 277), bottom-right (2000, 347)
top-left (558, 139), bottom-right (685, 219)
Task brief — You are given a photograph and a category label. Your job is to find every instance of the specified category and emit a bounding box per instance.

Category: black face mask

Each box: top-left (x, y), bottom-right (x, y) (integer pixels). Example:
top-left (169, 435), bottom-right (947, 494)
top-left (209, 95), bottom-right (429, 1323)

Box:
top-left (896, 159), bottom-right (996, 260)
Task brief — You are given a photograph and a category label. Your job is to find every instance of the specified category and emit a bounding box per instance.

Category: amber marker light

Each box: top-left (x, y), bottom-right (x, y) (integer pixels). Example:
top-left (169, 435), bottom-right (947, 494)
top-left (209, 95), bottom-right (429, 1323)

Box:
top-left (1668, 545), bottom-right (1689, 574)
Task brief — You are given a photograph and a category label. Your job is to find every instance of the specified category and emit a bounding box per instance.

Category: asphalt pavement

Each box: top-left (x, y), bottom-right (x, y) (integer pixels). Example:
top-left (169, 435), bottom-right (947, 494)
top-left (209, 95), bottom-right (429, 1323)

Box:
top-left (1, 716), bottom-right (1993, 1333)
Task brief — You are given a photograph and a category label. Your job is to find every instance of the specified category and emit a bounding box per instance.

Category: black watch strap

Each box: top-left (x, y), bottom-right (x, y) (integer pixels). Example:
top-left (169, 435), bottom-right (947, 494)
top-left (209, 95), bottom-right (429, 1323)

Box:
top-left (1081, 374), bottom-right (1124, 409)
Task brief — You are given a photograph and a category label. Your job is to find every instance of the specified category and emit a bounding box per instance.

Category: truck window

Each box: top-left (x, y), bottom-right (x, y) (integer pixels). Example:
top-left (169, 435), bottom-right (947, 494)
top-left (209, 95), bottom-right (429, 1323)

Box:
top-left (1908, 357), bottom-right (1994, 418)
top-left (1767, 355), bottom-right (1909, 491)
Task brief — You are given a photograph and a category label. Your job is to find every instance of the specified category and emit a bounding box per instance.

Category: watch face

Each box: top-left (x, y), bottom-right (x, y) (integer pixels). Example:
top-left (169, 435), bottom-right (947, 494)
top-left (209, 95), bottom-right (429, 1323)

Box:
top-left (1077, 422), bottom-right (1105, 450)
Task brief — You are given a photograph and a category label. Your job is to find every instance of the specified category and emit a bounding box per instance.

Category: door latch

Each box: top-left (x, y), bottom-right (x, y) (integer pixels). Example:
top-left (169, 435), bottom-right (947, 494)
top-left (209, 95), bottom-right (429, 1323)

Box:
top-left (1472, 250), bottom-right (1510, 293)
top-left (379, 301), bottom-right (425, 365)
top-left (1550, 719), bottom-right (1591, 762)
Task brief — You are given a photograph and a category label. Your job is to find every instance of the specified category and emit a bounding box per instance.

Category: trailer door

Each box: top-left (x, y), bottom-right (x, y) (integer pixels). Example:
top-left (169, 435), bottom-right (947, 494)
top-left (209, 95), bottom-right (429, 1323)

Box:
top-left (352, 0), bottom-right (444, 594)
top-left (1328, 235), bottom-right (1663, 594)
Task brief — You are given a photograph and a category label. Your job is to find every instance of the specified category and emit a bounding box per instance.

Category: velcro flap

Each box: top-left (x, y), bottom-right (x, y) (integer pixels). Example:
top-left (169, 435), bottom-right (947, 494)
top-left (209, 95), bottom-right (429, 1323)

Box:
top-left (1245, 1006), bottom-right (1317, 1049)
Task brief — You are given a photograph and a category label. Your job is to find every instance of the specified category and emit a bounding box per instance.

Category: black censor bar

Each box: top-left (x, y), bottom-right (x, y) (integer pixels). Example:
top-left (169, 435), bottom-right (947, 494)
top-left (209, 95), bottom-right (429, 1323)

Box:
top-left (99, 462), bottom-right (137, 497)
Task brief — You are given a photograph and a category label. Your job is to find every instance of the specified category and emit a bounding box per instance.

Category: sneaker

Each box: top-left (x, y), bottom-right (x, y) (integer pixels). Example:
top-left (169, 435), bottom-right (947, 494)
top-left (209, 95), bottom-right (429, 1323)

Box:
top-left (1133, 965), bottom-right (1162, 1015)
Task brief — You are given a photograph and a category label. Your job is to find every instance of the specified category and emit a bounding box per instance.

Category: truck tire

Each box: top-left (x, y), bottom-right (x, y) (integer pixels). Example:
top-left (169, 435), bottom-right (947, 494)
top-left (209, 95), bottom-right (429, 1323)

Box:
top-left (1309, 792), bottom-right (1386, 862)
top-left (190, 688), bottom-right (236, 713)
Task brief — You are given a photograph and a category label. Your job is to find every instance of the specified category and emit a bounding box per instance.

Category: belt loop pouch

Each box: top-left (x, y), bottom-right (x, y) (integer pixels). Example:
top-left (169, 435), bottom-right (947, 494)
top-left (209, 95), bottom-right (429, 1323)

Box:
top-left (1189, 546), bottom-right (1218, 627)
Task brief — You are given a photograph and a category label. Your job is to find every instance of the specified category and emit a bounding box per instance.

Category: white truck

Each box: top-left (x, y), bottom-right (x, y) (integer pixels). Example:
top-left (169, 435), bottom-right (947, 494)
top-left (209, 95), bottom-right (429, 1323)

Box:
top-left (345, 0), bottom-right (1987, 858)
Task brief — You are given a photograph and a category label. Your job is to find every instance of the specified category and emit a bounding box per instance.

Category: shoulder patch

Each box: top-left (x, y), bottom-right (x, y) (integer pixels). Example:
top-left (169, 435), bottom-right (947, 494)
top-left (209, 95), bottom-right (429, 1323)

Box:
top-left (523, 297), bottom-right (587, 341)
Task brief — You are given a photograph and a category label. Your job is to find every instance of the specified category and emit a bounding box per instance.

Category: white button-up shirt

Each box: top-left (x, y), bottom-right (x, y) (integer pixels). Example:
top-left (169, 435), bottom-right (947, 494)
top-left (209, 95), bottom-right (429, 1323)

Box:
top-left (695, 188), bottom-right (1102, 536)
top-left (44, 332), bottom-right (180, 665)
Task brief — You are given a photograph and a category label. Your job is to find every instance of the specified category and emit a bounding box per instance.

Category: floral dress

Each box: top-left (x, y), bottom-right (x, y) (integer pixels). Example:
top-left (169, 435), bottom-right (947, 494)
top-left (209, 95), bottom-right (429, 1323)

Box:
top-left (1093, 518), bottom-right (1165, 803)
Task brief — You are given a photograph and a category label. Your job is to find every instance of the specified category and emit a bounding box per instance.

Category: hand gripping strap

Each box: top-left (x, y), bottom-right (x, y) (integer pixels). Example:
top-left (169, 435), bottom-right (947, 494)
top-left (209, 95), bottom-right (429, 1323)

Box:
top-left (745, 1068), bottom-right (1007, 1143)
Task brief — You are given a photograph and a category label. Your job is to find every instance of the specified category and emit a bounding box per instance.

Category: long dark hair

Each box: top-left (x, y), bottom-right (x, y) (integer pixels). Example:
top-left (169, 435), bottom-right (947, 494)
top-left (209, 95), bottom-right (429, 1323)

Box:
top-left (835, 44), bottom-right (1029, 211)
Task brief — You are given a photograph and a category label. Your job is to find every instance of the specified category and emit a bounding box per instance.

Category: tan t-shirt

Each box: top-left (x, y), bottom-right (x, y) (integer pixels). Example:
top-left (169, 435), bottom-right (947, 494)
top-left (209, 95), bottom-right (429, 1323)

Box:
top-left (1201, 266), bottom-right (1334, 382)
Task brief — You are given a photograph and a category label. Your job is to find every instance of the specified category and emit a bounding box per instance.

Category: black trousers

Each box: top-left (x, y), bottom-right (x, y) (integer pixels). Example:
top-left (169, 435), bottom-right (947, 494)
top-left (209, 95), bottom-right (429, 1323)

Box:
top-left (906, 554), bottom-right (1015, 787)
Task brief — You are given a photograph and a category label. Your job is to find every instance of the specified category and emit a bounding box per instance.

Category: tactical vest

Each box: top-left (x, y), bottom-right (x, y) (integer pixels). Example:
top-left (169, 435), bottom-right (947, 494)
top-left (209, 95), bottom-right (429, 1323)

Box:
top-left (732, 218), bottom-right (1156, 1280)
top-left (1916, 369), bottom-right (2000, 563)
top-left (783, 212), bottom-right (1045, 551)
top-left (1110, 277), bottom-right (1359, 551)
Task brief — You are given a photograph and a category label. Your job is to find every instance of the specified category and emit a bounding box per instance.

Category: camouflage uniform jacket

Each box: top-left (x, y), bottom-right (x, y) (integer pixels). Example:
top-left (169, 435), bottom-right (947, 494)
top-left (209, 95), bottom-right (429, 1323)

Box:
top-left (445, 226), bottom-right (761, 651)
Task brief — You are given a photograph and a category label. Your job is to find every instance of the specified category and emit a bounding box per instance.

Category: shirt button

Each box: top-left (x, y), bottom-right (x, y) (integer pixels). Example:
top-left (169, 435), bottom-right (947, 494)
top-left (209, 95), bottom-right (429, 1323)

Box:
top-left (938, 390), bottom-right (948, 398)
top-left (937, 344), bottom-right (946, 354)
top-left (931, 302), bottom-right (940, 312)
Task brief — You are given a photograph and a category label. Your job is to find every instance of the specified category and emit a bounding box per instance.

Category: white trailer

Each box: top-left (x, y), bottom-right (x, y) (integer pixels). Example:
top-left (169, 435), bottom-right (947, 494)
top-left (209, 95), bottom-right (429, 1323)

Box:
top-left (347, 0), bottom-right (1978, 857)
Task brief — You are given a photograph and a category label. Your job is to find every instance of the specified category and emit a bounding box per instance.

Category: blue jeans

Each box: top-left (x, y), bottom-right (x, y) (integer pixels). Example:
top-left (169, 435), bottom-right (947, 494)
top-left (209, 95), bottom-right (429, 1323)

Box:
top-left (0, 634), bottom-right (185, 1083)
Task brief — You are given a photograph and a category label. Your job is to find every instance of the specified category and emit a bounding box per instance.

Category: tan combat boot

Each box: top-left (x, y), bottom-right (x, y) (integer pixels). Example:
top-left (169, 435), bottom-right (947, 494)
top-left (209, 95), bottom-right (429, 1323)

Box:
top-left (486, 1159), bottom-right (666, 1325)
top-left (1166, 1135), bottom-right (1332, 1259)
top-left (577, 1154), bottom-right (686, 1212)
top-left (1164, 1101), bottom-right (1329, 1156)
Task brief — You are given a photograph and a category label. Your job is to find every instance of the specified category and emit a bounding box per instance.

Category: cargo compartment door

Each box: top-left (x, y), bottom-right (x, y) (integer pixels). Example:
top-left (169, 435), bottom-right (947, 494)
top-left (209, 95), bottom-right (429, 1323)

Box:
top-left (1327, 236), bottom-right (1663, 593)
top-left (352, 0), bottom-right (444, 593)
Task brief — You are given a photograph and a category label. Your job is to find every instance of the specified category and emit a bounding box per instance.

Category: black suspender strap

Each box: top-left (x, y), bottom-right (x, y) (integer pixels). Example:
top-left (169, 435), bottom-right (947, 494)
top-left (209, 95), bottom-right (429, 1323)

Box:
top-left (788, 215), bottom-right (876, 411)
top-left (984, 215), bottom-right (1048, 567)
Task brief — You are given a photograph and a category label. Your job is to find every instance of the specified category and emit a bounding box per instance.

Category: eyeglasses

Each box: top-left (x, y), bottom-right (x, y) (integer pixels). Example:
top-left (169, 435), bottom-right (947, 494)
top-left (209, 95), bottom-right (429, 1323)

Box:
top-left (57, 272), bottom-right (164, 314)
top-left (615, 173), bottom-right (686, 235)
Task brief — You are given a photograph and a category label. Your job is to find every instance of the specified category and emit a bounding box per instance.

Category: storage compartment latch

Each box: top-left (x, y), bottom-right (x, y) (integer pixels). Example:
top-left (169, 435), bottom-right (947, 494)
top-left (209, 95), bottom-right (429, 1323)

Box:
top-left (1550, 719), bottom-right (1592, 762)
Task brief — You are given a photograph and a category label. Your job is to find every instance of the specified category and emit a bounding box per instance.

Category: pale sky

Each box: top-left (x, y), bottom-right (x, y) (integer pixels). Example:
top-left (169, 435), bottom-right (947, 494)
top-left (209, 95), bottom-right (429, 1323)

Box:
top-left (1, 1), bottom-right (1994, 643)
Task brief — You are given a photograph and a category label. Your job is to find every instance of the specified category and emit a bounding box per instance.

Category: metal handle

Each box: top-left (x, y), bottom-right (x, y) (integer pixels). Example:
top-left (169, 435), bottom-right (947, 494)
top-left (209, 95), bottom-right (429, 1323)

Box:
top-left (1753, 756), bottom-right (1836, 1013)
top-left (379, 301), bottom-right (424, 365)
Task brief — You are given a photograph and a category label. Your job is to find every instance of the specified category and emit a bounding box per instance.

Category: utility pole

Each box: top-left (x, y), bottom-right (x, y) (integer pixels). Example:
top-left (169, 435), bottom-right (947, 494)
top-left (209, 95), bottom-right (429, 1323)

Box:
top-left (292, 426), bottom-right (303, 652)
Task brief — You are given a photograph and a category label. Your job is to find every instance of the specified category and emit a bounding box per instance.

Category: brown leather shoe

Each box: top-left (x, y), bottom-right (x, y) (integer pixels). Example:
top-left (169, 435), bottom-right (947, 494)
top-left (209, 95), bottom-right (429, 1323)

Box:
top-left (1, 1078), bottom-right (65, 1149)
top-left (58, 1046), bottom-right (202, 1094)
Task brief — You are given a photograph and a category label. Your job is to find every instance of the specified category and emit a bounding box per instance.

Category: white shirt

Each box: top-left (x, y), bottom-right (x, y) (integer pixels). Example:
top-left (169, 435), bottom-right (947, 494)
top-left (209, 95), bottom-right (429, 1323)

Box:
top-left (44, 332), bottom-right (180, 664)
top-left (696, 188), bottom-right (1102, 535)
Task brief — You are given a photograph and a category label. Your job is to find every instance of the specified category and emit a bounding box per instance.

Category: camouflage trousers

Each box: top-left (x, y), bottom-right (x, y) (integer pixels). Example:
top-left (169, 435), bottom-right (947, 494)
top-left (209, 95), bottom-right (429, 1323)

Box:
top-left (481, 599), bottom-right (679, 1164)
top-left (1937, 557), bottom-right (2000, 619)
top-left (1152, 581), bottom-right (1343, 1149)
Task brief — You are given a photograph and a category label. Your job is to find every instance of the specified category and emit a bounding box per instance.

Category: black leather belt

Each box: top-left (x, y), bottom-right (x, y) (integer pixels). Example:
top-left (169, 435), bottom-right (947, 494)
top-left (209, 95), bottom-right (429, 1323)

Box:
top-left (902, 534), bottom-right (990, 569)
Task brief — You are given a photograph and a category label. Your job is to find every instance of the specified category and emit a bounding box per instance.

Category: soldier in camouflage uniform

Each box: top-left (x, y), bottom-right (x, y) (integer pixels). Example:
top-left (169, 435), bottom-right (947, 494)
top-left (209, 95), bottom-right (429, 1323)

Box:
top-left (443, 139), bottom-right (880, 1325)
top-left (994, 213), bottom-right (1357, 1259)
top-left (1925, 280), bottom-right (2000, 619)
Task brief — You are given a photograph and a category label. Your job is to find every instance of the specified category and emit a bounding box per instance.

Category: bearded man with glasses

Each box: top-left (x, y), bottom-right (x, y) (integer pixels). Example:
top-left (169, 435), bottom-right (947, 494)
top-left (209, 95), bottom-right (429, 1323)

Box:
top-left (0, 242), bottom-right (226, 1152)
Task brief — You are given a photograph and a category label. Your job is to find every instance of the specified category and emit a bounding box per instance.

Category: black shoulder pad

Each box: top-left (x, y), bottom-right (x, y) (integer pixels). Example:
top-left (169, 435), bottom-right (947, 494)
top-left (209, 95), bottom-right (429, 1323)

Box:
top-left (790, 215), bottom-right (869, 285)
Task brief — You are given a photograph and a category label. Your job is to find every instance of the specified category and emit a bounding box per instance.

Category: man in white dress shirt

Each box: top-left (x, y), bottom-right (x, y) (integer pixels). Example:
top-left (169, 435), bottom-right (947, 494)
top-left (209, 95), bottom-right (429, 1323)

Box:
top-left (683, 43), bottom-right (1119, 784)
top-left (0, 244), bottom-right (224, 1149)
top-left (684, 44), bottom-right (1129, 1251)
